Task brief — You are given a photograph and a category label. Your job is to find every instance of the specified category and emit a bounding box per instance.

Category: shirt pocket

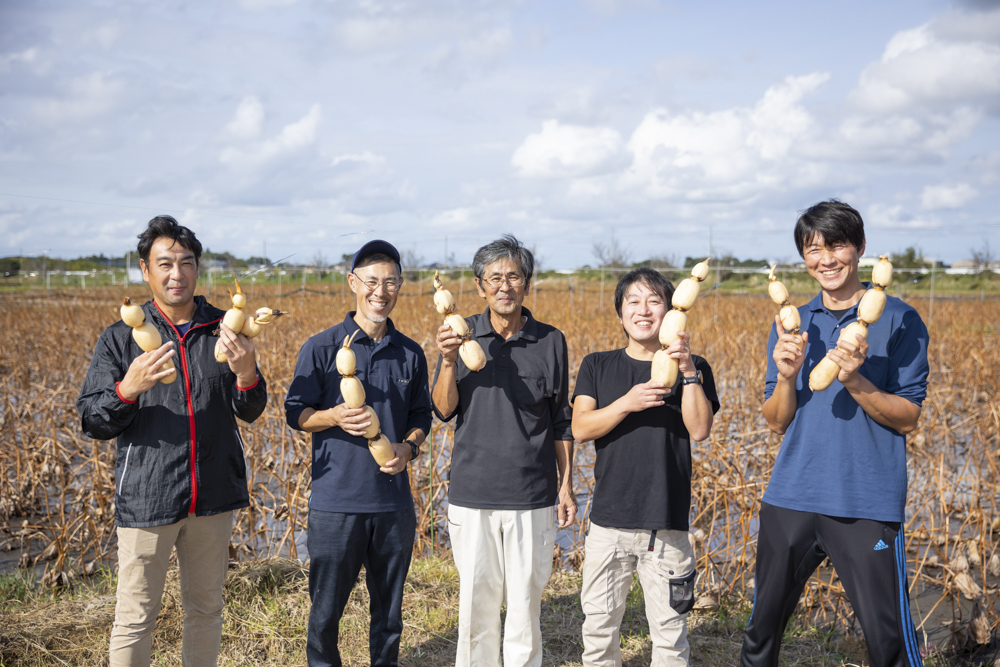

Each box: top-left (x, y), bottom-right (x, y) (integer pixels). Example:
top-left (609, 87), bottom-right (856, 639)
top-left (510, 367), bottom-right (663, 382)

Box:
top-left (513, 372), bottom-right (547, 407)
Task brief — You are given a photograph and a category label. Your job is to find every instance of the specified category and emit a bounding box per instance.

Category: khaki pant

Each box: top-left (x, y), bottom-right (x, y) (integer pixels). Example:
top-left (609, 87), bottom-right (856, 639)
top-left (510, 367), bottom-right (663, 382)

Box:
top-left (110, 511), bottom-right (233, 667)
top-left (447, 504), bottom-right (556, 667)
top-left (581, 523), bottom-right (696, 667)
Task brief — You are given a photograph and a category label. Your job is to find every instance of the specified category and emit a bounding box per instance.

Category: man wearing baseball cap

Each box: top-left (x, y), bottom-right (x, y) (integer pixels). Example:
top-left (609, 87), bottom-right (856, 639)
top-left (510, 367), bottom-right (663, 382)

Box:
top-left (285, 240), bottom-right (432, 667)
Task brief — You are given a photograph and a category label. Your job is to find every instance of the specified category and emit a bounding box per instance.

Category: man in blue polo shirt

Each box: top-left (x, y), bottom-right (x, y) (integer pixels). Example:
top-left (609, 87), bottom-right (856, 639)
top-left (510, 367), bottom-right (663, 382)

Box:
top-left (740, 201), bottom-right (929, 667)
top-left (285, 240), bottom-right (432, 667)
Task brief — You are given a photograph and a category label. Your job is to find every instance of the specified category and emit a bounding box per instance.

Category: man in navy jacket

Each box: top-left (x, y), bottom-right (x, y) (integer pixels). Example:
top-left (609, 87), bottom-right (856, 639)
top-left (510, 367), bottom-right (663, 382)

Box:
top-left (78, 215), bottom-right (266, 667)
top-left (285, 240), bottom-right (432, 667)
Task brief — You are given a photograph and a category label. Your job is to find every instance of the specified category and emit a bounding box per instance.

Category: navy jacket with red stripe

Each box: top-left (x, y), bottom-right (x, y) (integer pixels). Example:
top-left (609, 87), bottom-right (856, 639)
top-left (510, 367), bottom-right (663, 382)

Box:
top-left (77, 295), bottom-right (267, 527)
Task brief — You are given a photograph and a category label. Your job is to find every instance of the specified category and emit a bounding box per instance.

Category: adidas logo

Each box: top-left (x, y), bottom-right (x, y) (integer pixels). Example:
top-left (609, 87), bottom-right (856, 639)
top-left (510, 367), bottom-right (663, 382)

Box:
top-left (873, 539), bottom-right (888, 551)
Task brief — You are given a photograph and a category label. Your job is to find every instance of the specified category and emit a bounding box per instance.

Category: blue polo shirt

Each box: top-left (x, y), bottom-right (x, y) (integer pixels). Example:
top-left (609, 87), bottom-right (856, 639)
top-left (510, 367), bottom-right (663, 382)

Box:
top-left (763, 286), bottom-right (929, 523)
top-left (284, 312), bottom-right (433, 513)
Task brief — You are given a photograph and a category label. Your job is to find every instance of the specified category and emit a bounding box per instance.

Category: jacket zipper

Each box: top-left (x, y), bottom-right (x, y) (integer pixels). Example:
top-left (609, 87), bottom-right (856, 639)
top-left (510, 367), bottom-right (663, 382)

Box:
top-left (153, 301), bottom-right (221, 516)
top-left (118, 443), bottom-right (133, 495)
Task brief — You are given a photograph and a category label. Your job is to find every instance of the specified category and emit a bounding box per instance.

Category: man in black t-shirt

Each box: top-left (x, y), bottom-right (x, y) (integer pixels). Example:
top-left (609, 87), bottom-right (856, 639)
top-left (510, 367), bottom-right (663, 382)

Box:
top-left (572, 267), bottom-right (719, 667)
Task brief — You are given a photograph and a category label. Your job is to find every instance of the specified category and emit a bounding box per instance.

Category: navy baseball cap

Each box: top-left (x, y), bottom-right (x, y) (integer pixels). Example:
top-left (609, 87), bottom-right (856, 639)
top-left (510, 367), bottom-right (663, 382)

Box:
top-left (351, 240), bottom-right (401, 272)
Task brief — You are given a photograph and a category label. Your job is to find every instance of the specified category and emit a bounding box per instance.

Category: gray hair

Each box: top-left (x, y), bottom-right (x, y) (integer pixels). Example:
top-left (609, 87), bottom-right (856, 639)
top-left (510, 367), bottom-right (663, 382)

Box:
top-left (472, 234), bottom-right (534, 283)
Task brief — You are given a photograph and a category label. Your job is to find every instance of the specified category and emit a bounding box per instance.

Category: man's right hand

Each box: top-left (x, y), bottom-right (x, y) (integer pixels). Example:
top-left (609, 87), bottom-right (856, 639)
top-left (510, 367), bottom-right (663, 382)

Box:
top-left (622, 379), bottom-right (668, 413)
top-left (773, 315), bottom-right (808, 381)
top-left (328, 404), bottom-right (373, 437)
top-left (435, 322), bottom-right (462, 364)
top-left (118, 343), bottom-right (176, 402)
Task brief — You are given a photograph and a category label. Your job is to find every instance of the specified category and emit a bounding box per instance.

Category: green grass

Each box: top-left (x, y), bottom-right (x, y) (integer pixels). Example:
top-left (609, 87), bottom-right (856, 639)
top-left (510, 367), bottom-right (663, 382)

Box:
top-left (0, 557), bottom-right (979, 666)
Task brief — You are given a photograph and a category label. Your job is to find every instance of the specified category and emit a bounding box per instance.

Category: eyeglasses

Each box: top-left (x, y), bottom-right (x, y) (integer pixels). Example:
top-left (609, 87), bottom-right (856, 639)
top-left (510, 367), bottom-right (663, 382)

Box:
top-left (480, 273), bottom-right (526, 289)
top-left (352, 272), bottom-right (402, 293)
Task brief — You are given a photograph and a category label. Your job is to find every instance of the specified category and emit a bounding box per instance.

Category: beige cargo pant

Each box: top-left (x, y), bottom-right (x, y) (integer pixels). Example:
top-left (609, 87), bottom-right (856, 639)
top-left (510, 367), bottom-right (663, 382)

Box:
top-left (580, 523), bottom-right (696, 667)
top-left (110, 511), bottom-right (233, 667)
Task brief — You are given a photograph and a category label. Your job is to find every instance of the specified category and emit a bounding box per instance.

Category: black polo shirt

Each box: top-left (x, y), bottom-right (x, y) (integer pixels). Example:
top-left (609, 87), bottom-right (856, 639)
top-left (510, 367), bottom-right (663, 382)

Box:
top-left (433, 307), bottom-right (573, 511)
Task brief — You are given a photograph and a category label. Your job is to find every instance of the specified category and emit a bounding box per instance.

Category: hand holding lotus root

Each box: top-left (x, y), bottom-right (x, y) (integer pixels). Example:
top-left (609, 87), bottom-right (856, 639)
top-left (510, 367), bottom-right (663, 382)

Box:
top-left (432, 270), bottom-right (487, 372)
top-left (808, 255), bottom-right (894, 392)
top-left (336, 330), bottom-right (396, 467)
top-left (214, 278), bottom-right (287, 362)
top-left (120, 298), bottom-right (177, 384)
top-left (651, 259), bottom-right (710, 387)
top-left (768, 265), bottom-right (803, 352)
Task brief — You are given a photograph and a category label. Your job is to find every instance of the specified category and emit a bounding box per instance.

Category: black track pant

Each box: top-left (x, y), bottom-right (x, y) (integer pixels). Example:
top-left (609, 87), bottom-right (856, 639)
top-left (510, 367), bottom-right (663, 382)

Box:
top-left (740, 502), bottom-right (923, 667)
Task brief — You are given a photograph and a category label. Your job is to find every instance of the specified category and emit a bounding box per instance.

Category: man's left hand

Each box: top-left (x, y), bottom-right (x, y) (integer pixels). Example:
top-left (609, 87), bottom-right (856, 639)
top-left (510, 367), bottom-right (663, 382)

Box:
top-left (557, 487), bottom-right (577, 528)
top-left (828, 332), bottom-right (868, 388)
top-left (218, 323), bottom-right (257, 387)
top-left (666, 331), bottom-right (696, 377)
top-left (379, 442), bottom-right (411, 475)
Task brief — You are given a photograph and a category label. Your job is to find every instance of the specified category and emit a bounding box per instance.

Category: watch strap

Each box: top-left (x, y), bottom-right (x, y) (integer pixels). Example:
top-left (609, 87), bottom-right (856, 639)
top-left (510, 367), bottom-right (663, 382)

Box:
top-left (404, 439), bottom-right (420, 461)
top-left (682, 371), bottom-right (702, 386)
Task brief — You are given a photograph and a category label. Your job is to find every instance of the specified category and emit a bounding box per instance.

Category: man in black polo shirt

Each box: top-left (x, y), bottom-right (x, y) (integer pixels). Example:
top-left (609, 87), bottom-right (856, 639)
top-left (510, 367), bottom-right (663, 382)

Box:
top-left (432, 234), bottom-right (574, 667)
top-left (572, 267), bottom-right (719, 667)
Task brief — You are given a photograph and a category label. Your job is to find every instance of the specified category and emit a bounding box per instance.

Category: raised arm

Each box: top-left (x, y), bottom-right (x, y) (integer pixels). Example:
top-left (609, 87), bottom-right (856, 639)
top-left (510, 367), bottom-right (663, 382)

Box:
top-left (431, 323), bottom-right (461, 419)
top-left (763, 316), bottom-right (809, 435)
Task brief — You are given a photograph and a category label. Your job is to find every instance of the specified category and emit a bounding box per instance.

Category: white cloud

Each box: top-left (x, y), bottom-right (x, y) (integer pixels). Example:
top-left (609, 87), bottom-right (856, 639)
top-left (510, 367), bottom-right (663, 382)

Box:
top-left (851, 13), bottom-right (1000, 114)
top-left (620, 74), bottom-right (829, 201)
top-left (238, 0), bottom-right (298, 9)
top-left (831, 106), bottom-right (981, 161)
top-left (866, 202), bottom-right (941, 230)
top-left (425, 26), bottom-right (514, 82)
top-left (224, 96), bottom-right (265, 142)
top-left (512, 120), bottom-right (623, 178)
top-left (921, 182), bottom-right (978, 209)
top-left (332, 151), bottom-right (385, 167)
top-left (220, 104), bottom-right (320, 165)
top-left (0, 47), bottom-right (39, 72)
top-left (38, 70), bottom-right (124, 121)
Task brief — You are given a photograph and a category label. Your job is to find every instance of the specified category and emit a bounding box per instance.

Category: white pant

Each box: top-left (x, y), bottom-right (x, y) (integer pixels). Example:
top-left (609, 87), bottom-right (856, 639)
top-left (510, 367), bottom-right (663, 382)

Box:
top-left (110, 512), bottom-right (233, 667)
top-left (580, 523), bottom-right (696, 667)
top-left (447, 504), bottom-right (556, 667)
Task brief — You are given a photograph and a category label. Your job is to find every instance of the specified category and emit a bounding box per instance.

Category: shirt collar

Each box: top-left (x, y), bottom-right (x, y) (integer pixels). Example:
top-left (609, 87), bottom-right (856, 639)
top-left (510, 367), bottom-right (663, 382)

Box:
top-left (473, 305), bottom-right (538, 342)
top-left (807, 282), bottom-right (872, 313)
top-left (342, 311), bottom-right (401, 347)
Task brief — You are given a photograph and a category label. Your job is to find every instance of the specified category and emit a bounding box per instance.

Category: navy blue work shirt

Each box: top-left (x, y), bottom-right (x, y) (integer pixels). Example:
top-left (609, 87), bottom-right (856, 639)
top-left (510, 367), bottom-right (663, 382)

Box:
top-left (284, 312), bottom-right (433, 513)
top-left (763, 286), bottom-right (929, 523)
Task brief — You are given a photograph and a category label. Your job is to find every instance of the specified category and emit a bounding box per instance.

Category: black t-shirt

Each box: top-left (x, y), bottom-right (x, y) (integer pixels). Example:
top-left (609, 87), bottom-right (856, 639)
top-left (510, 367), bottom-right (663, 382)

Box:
top-left (572, 349), bottom-right (720, 531)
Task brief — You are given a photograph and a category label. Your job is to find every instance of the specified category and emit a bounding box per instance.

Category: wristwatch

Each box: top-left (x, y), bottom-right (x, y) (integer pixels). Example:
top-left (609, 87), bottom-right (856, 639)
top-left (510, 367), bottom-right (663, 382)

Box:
top-left (681, 370), bottom-right (703, 386)
top-left (404, 439), bottom-right (420, 461)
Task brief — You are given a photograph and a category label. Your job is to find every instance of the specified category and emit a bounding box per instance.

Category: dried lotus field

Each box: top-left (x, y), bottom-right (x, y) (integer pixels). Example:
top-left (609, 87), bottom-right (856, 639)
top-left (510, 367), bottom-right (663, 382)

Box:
top-left (1, 279), bottom-right (998, 663)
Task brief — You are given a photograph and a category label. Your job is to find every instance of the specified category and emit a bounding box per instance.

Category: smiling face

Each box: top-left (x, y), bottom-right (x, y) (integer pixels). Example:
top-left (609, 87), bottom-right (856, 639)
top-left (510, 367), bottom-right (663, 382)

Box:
top-left (619, 279), bottom-right (668, 342)
top-left (348, 259), bottom-right (401, 324)
top-left (802, 232), bottom-right (865, 295)
top-left (140, 236), bottom-right (199, 310)
top-left (476, 257), bottom-right (528, 317)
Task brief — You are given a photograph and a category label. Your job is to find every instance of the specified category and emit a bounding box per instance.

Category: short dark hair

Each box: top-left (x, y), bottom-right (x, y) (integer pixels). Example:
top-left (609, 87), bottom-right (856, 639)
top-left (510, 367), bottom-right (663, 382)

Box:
top-left (614, 267), bottom-right (674, 319)
top-left (137, 215), bottom-right (203, 265)
top-left (794, 200), bottom-right (865, 257)
top-left (473, 234), bottom-right (534, 285)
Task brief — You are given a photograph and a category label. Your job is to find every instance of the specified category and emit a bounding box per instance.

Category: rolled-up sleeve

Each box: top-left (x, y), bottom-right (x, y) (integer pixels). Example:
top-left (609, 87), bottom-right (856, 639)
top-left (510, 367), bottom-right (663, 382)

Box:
top-left (285, 338), bottom-right (325, 431)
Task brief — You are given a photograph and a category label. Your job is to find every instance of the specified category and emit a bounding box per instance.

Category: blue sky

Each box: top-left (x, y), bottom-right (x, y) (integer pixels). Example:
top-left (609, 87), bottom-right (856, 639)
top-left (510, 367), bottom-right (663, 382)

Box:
top-left (1, 0), bottom-right (998, 268)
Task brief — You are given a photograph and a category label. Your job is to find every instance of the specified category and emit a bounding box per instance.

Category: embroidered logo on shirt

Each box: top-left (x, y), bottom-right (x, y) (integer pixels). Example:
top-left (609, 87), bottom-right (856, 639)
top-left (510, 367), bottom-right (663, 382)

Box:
top-left (873, 539), bottom-right (889, 551)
